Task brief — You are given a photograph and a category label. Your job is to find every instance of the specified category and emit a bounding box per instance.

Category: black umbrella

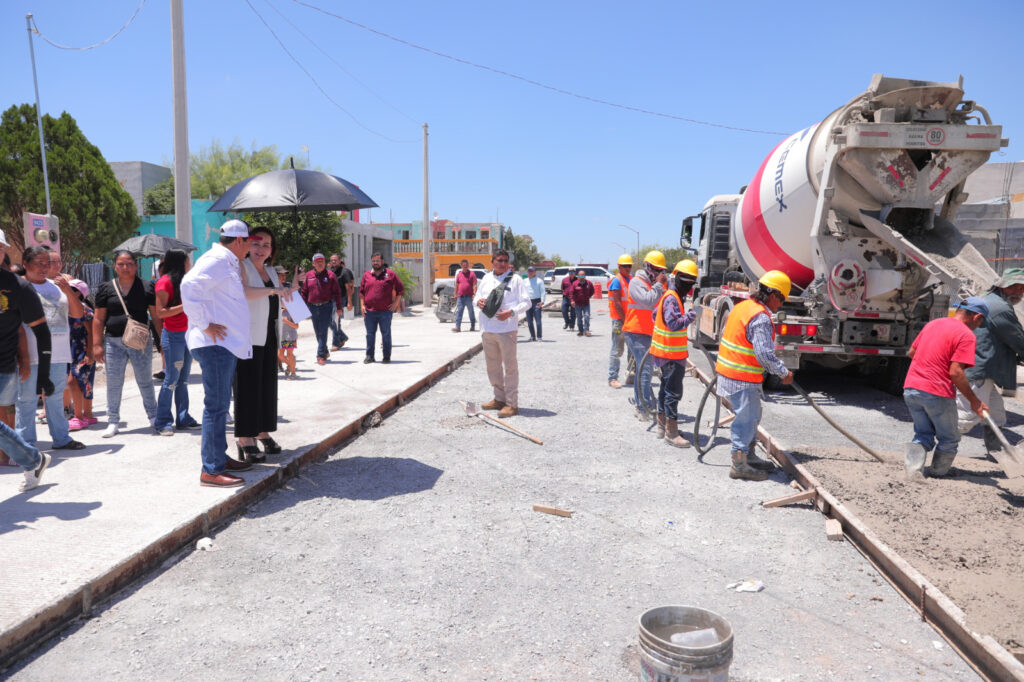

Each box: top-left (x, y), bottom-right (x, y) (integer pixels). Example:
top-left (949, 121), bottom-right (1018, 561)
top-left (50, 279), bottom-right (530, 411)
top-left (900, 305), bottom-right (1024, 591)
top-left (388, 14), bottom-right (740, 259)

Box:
top-left (112, 233), bottom-right (197, 258)
top-left (207, 164), bottom-right (378, 214)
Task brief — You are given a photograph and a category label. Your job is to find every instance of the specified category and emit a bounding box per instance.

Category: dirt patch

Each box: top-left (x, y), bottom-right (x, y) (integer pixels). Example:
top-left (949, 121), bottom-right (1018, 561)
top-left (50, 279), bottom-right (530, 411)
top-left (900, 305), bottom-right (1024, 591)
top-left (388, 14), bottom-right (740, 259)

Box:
top-left (791, 445), bottom-right (1024, 651)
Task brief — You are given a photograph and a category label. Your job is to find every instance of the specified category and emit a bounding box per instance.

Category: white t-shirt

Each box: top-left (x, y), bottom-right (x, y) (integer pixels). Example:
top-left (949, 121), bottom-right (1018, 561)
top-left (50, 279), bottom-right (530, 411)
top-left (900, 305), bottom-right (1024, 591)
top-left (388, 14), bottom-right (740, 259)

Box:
top-left (25, 279), bottom-right (72, 365)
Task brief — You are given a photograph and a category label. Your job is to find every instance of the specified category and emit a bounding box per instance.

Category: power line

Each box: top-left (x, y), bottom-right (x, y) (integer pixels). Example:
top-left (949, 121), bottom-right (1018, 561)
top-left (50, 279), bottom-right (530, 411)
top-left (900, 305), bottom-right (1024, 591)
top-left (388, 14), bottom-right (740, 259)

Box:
top-left (244, 0), bottom-right (419, 144)
top-left (263, 0), bottom-right (419, 124)
top-left (30, 0), bottom-right (146, 51)
top-left (291, 0), bottom-right (788, 136)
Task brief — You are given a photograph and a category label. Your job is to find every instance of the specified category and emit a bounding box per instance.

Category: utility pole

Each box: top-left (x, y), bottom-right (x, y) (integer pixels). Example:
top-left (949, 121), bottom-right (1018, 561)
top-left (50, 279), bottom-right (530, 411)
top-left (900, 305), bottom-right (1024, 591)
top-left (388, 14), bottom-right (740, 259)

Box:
top-left (25, 14), bottom-right (52, 215)
top-left (421, 123), bottom-right (431, 308)
top-left (619, 224), bottom-right (640, 257)
top-left (170, 0), bottom-right (192, 243)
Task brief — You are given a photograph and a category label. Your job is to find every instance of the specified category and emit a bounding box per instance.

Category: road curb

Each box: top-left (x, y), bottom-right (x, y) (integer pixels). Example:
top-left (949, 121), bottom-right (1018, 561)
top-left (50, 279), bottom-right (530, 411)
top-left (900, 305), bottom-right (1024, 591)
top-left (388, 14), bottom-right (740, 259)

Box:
top-left (0, 342), bottom-right (483, 672)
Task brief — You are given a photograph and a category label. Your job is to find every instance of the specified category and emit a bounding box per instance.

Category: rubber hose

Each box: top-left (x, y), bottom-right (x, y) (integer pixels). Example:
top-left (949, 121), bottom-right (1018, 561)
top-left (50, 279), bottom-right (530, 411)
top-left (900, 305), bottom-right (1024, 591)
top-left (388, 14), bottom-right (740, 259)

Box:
top-left (790, 382), bottom-right (886, 463)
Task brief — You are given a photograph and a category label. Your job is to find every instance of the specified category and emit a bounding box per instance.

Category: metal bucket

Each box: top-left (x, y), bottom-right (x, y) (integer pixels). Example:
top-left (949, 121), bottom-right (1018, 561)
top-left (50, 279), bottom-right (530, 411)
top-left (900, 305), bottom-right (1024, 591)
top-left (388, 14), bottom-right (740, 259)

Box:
top-left (638, 605), bottom-right (734, 682)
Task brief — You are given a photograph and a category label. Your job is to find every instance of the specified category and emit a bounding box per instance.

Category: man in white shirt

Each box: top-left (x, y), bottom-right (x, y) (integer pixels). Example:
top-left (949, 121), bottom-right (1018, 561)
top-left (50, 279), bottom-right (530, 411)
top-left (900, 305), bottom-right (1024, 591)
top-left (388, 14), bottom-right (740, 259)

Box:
top-left (180, 219), bottom-right (254, 488)
top-left (524, 265), bottom-right (546, 341)
top-left (474, 249), bottom-right (531, 417)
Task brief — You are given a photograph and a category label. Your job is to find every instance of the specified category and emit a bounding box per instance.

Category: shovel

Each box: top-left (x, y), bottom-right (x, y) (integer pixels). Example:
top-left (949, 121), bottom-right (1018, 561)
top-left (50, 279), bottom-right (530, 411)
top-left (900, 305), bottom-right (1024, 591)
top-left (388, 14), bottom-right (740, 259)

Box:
top-left (461, 401), bottom-right (543, 445)
top-left (981, 409), bottom-right (1024, 479)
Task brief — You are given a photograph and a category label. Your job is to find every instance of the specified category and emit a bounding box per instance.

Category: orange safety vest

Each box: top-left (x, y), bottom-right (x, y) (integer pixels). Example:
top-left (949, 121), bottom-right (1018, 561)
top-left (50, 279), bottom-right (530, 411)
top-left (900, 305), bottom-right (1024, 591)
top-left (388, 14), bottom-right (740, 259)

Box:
top-left (622, 277), bottom-right (654, 335)
top-left (608, 273), bottom-right (630, 320)
top-left (715, 299), bottom-right (773, 383)
top-left (650, 291), bottom-right (689, 361)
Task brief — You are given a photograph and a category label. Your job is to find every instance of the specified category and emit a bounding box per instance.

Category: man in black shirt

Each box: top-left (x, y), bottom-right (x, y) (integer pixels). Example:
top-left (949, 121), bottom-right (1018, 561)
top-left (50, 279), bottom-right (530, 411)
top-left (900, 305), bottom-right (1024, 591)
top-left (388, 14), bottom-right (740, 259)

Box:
top-left (329, 253), bottom-right (355, 350)
top-left (0, 233), bottom-right (55, 467)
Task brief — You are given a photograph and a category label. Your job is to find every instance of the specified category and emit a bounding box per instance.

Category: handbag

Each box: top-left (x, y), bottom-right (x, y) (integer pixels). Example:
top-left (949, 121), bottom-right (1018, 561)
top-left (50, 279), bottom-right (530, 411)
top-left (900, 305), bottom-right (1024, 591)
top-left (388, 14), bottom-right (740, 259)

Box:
top-left (111, 279), bottom-right (151, 351)
top-left (482, 273), bottom-right (511, 318)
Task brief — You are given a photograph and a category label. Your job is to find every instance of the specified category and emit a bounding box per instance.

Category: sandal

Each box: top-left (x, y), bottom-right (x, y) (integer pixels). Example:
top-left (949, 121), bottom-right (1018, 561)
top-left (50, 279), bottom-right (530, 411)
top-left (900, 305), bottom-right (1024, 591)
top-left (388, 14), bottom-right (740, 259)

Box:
top-left (258, 437), bottom-right (282, 455)
top-left (54, 439), bottom-right (86, 450)
top-left (68, 417), bottom-right (87, 431)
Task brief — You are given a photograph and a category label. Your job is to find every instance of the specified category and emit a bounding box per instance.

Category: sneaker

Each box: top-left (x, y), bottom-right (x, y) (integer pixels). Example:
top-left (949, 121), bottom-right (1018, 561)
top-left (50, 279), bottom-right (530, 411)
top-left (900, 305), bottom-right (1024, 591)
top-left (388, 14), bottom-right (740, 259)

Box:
top-left (68, 417), bottom-right (87, 431)
top-left (176, 420), bottom-right (201, 430)
top-left (102, 424), bottom-right (120, 438)
top-left (20, 453), bottom-right (52, 492)
top-left (382, 358), bottom-right (391, 364)
top-left (363, 357), bottom-right (375, 364)
top-left (158, 427), bottom-right (175, 437)
top-left (153, 371), bottom-right (165, 381)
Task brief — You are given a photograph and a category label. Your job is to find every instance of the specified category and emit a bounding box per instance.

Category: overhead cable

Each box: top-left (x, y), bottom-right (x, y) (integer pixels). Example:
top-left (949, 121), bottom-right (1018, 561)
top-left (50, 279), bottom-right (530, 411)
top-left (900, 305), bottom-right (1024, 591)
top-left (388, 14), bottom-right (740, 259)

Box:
top-left (291, 0), bottom-right (787, 136)
top-left (30, 0), bottom-right (147, 51)
top-left (245, 0), bottom-right (419, 144)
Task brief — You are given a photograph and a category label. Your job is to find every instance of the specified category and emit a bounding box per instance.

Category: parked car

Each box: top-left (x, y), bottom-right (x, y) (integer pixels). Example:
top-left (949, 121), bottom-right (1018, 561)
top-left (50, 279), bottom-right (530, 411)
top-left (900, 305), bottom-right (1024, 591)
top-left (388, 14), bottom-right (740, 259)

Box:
top-left (543, 265), bottom-right (612, 295)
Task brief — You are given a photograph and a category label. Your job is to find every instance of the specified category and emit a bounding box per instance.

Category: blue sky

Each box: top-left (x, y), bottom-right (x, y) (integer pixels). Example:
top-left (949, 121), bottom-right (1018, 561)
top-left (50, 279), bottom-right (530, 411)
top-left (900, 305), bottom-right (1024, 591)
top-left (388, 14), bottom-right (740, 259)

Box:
top-left (2, 0), bottom-right (1021, 264)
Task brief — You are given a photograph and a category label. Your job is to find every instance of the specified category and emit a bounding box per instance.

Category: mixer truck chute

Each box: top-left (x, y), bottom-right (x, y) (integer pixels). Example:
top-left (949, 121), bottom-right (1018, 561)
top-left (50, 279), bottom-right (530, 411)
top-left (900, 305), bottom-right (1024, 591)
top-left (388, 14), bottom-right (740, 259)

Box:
top-left (686, 74), bottom-right (1008, 394)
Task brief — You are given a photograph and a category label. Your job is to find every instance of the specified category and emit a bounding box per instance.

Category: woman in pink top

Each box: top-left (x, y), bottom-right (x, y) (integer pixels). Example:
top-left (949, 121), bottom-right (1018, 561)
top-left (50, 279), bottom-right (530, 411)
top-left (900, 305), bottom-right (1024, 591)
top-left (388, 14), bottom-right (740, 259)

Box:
top-left (153, 249), bottom-right (199, 435)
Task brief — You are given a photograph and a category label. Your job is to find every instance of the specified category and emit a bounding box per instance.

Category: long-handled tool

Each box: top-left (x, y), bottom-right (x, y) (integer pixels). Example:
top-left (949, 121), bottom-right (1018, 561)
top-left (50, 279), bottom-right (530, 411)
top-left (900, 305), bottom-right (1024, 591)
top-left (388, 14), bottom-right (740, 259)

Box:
top-left (790, 382), bottom-right (887, 463)
top-left (980, 409), bottom-right (1024, 478)
top-left (461, 401), bottom-right (543, 445)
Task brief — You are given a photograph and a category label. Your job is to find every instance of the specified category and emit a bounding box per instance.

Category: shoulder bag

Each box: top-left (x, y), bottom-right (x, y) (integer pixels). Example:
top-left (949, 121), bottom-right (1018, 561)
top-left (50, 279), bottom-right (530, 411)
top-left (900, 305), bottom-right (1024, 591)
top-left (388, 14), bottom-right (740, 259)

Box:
top-left (482, 273), bottom-right (512, 319)
top-left (112, 279), bottom-right (151, 351)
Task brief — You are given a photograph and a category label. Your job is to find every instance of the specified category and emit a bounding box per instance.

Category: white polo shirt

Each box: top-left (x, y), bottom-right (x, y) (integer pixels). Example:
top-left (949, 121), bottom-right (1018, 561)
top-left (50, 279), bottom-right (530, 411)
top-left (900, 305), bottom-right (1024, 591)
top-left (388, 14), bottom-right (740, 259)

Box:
top-left (181, 243), bottom-right (252, 360)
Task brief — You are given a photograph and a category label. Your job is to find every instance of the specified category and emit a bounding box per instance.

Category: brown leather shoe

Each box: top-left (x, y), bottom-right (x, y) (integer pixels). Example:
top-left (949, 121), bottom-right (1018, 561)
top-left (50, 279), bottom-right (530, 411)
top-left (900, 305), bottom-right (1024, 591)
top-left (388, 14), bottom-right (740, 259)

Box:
top-left (224, 457), bottom-right (253, 472)
top-left (481, 399), bottom-right (505, 411)
top-left (497, 405), bottom-right (518, 418)
top-left (200, 472), bottom-right (245, 488)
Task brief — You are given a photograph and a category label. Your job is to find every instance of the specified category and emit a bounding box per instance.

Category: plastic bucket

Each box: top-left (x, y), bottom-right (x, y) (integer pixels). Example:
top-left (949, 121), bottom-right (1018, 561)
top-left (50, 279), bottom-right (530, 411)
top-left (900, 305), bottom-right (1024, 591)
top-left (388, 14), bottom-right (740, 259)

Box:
top-left (637, 605), bottom-right (734, 682)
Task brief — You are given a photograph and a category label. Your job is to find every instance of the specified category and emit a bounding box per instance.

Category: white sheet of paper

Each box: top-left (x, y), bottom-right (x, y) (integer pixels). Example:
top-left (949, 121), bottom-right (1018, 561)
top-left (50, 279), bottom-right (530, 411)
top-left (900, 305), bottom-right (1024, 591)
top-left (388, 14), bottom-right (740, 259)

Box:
top-left (280, 293), bottom-right (312, 324)
top-left (344, 307), bottom-right (355, 321)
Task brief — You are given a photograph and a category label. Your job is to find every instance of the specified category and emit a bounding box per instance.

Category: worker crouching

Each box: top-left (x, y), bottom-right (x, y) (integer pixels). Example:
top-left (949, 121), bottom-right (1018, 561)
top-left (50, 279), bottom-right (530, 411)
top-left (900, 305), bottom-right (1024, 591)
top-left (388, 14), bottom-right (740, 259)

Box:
top-left (714, 271), bottom-right (794, 481)
top-left (651, 260), bottom-right (699, 447)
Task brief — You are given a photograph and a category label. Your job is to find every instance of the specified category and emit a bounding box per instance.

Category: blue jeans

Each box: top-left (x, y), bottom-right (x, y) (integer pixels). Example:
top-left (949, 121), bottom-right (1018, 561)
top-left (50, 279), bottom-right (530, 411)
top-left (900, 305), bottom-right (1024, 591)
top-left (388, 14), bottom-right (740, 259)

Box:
top-left (155, 330), bottom-right (196, 430)
top-left (561, 297), bottom-right (576, 328)
top-left (574, 304), bottom-right (591, 333)
top-left (657, 360), bottom-right (685, 421)
top-left (904, 388), bottom-right (960, 454)
top-left (16, 362), bottom-right (71, 447)
top-left (721, 384), bottom-right (762, 452)
top-left (0, 370), bottom-right (19, 406)
top-left (609, 319), bottom-right (626, 381)
top-left (330, 302), bottom-right (349, 347)
top-left (455, 295), bottom-right (476, 329)
top-left (0, 419), bottom-right (42, 471)
top-left (364, 310), bottom-right (393, 360)
top-left (192, 345), bottom-right (237, 475)
top-left (309, 302), bottom-right (333, 359)
top-left (624, 332), bottom-right (653, 408)
top-left (525, 299), bottom-right (543, 339)
top-left (104, 335), bottom-right (157, 426)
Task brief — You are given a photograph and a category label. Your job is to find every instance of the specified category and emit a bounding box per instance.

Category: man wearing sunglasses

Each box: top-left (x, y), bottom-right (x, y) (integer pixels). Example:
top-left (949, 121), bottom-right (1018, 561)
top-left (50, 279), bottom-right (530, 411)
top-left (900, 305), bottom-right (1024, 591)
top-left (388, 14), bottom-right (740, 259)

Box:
top-left (474, 250), bottom-right (531, 417)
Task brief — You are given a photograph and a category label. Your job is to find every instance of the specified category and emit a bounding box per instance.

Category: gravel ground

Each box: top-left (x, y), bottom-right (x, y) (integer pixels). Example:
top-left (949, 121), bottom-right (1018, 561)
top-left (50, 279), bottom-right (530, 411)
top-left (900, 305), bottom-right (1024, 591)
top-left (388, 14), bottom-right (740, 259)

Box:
top-left (8, 314), bottom-right (981, 680)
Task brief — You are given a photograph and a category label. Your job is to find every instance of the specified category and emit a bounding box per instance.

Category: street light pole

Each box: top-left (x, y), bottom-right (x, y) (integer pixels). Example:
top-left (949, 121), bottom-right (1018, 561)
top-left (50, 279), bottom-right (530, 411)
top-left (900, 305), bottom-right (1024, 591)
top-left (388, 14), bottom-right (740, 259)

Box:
top-left (170, 0), bottom-right (192, 243)
top-left (422, 123), bottom-right (431, 308)
top-left (25, 14), bottom-right (51, 216)
top-left (619, 224), bottom-right (640, 257)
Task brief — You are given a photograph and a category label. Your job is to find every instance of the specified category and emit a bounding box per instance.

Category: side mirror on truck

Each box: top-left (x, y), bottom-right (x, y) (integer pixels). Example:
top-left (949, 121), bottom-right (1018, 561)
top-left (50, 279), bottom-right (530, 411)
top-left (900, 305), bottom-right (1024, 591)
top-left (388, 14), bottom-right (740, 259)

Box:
top-left (681, 216), bottom-right (695, 248)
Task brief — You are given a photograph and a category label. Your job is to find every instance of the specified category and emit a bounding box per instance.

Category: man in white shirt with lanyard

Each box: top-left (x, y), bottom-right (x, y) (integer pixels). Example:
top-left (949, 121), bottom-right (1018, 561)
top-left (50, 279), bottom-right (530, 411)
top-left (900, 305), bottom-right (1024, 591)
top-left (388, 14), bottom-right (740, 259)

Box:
top-left (181, 219), bottom-right (254, 488)
top-left (474, 249), bottom-right (531, 417)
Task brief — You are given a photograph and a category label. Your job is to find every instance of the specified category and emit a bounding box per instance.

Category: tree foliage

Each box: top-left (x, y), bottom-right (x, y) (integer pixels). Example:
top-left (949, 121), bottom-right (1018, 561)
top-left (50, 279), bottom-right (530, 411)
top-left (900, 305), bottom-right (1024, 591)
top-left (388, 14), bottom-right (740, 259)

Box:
top-left (631, 243), bottom-right (692, 271)
top-left (548, 253), bottom-right (570, 266)
top-left (502, 226), bottom-right (545, 270)
top-left (392, 264), bottom-right (418, 301)
top-left (190, 138), bottom-right (309, 200)
top-left (0, 104), bottom-right (139, 267)
top-left (242, 210), bottom-right (345, 273)
top-left (143, 176), bottom-right (175, 215)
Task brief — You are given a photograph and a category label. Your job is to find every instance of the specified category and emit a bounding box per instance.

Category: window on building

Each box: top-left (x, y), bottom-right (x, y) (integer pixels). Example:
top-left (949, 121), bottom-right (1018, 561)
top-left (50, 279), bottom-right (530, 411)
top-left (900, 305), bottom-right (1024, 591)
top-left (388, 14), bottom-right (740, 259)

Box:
top-left (401, 230), bottom-right (410, 240)
top-left (465, 230), bottom-right (476, 239)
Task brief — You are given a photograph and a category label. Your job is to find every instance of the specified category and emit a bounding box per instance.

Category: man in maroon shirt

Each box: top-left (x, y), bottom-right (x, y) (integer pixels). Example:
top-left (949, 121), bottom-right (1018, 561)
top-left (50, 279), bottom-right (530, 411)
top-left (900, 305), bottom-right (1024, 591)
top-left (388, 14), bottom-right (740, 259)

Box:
top-left (903, 297), bottom-right (988, 481)
top-left (359, 252), bottom-right (404, 364)
top-left (569, 270), bottom-right (595, 336)
top-left (300, 253), bottom-right (343, 366)
top-left (452, 259), bottom-right (478, 333)
top-left (560, 271), bottom-right (577, 331)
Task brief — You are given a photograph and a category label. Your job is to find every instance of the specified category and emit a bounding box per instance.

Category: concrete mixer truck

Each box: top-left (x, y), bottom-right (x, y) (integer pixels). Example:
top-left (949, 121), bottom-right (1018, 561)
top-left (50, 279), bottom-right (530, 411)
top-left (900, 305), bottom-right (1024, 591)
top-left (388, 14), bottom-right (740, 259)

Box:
top-left (683, 74), bottom-right (1008, 393)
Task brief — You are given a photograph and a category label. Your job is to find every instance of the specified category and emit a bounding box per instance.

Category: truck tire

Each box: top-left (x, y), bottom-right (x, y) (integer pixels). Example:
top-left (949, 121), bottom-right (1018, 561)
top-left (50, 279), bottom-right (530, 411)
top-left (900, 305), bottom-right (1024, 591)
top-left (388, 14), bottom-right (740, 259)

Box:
top-left (870, 357), bottom-right (910, 396)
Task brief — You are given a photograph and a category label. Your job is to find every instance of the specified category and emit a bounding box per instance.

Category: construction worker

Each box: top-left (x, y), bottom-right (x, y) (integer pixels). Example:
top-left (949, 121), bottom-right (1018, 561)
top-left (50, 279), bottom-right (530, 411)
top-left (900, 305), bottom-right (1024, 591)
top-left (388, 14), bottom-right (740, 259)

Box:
top-left (608, 254), bottom-right (634, 389)
top-left (651, 260), bottom-right (698, 447)
top-left (623, 250), bottom-right (668, 414)
top-left (956, 269), bottom-right (1024, 459)
top-left (904, 297), bottom-right (988, 480)
top-left (714, 270), bottom-right (793, 481)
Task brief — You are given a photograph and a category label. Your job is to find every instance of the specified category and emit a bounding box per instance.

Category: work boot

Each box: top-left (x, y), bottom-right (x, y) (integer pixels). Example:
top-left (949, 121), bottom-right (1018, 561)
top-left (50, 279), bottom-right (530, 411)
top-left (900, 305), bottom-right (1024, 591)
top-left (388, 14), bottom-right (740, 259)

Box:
top-left (928, 449), bottom-right (957, 477)
top-left (481, 399), bottom-right (505, 411)
top-left (470, 324), bottom-right (476, 332)
top-left (729, 449), bottom-right (768, 481)
top-left (497, 405), bottom-right (518, 418)
top-left (983, 425), bottom-right (1003, 459)
top-left (904, 442), bottom-right (928, 482)
top-left (656, 413), bottom-right (666, 438)
top-left (664, 419), bottom-right (691, 448)
top-left (746, 443), bottom-right (775, 471)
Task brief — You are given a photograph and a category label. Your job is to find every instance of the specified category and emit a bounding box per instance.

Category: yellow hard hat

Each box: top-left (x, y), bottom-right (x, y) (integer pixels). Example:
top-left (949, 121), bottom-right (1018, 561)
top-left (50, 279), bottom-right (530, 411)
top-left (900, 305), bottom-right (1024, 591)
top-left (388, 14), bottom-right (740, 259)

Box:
top-left (643, 250), bottom-right (666, 270)
top-left (617, 254), bottom-right (633, 266)
top-left (758, 270), bottom-right (792, 299)
top-left (673, 260), bottom-right (698, 278)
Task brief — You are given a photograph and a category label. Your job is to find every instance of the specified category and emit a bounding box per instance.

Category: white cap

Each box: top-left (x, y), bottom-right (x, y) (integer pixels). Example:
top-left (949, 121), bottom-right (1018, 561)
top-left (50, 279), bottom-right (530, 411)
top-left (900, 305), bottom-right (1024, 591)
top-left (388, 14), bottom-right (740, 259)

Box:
top-left (220, 219), bottom-right (250, 238)
top-left (0, 231), bottom-right (9, 247)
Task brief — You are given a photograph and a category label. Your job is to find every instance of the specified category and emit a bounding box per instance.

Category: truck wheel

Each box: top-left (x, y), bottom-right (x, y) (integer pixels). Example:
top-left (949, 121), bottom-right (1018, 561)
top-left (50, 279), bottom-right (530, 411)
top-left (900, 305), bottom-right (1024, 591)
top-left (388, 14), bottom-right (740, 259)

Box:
top-left (871, 357), bottom-right (910, 396)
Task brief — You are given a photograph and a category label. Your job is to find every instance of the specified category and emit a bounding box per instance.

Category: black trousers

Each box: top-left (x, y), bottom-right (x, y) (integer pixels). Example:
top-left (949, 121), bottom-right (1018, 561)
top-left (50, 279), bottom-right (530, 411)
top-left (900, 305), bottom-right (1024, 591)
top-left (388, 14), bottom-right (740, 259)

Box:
top-left (234, 317), bottom-right (278, 438)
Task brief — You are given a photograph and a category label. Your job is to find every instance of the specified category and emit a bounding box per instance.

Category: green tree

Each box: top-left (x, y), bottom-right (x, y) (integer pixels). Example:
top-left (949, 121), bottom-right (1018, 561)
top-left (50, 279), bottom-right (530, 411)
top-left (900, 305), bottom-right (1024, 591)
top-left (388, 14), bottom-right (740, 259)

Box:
top-left (392, 264), bottom-right (418, 301)
top-left (502, 226), bottom-right (544, 270)
top-left (143, 176), bottom-right (175, 215)
top-left (548, 253), bottom-right (570, 266)
top-left (190, 138), bottom-right (309, 200)
top-left (242, 210), bottom-right (344, 273)
top-left (0, 104), bottom-right (139, 267)
top-left (631, 243), bottom-right (691, 271)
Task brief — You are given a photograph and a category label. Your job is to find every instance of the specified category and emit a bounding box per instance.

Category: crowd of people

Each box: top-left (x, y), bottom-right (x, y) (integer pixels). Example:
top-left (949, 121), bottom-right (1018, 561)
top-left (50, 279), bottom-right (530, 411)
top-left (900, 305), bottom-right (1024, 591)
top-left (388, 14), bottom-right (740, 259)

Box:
top-left (0, 220), bottom-right (408, 491)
